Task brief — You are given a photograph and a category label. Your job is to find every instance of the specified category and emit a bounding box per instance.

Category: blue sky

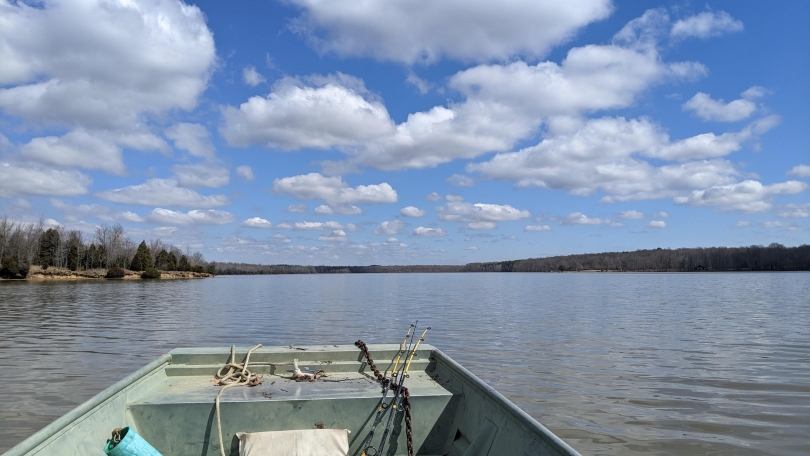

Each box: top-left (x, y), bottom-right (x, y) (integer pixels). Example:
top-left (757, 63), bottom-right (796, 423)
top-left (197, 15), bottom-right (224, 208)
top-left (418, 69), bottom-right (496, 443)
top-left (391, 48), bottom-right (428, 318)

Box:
top-left (1, 0), bottom-right (808, 265)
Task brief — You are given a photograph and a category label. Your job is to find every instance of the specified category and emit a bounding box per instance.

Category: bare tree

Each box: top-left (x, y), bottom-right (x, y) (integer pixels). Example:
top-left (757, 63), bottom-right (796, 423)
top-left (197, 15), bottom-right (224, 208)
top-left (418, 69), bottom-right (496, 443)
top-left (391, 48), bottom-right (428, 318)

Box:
top-left (149, 238), bottom-right (165, 258)
top-left (189, 251), bottom-right (205, 266)
top-left (0, 215), bottom-right (13, 266)
top-left (2, 214), bottom-right (210, 274)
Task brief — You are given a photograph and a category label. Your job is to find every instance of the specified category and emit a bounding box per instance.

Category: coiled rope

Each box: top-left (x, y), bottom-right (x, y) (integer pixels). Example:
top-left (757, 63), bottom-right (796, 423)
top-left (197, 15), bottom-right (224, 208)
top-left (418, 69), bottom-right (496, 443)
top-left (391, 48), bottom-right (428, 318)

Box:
top-left (355, 340), bottom-right (414, 456)
top-left (215, 344), bottom-right (263, 456)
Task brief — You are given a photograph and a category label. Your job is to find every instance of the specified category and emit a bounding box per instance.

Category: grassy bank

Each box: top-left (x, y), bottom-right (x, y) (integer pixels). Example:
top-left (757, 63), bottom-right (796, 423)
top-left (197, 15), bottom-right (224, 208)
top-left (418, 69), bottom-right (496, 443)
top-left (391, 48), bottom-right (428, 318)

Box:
top-left (1, 265), bottom-right (212, 281)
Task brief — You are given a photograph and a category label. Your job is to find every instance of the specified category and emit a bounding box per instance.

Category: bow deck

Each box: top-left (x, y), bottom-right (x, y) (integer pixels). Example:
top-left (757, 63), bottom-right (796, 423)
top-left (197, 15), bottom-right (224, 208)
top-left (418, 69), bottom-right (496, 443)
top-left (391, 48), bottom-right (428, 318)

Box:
top-left (6, 344), bottom-right (581, 456)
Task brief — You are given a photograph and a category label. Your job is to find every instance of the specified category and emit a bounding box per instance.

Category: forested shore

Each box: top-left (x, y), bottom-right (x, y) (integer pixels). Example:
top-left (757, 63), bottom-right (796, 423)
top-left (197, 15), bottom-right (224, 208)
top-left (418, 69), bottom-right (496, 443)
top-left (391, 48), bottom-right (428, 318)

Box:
top-left (0, 217), bottom-right (213, 280)
top-left (212, 244), bottom-right (810, 275)
top-left (4, 214), bottom-right (807, 280)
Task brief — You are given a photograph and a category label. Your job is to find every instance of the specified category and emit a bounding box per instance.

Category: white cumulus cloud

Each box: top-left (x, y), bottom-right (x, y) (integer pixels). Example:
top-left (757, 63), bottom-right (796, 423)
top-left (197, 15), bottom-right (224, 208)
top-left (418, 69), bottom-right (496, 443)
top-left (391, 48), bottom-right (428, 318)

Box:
top-left (289, 221), bottom-right (361, 232)
top-left (373, 220), bottom-right (406, 235)
top-left (437, 202), bottom-right (530, 223)
top-left (222, 10), bottom-right (711, 173)
top-left (50, 199), bottom-right (144, 223)
top-left (243, 66), bottom-right (266, 87)
top-left (221, 75), bottom-right (395, 149)
top-left (412, 227), bottom-right (447, 237)
top-left (682, 87), bottom-right (763, 122)
top-left (236, 165), bottom-right (255, 181)
top-left (172, 164), bottom-right (229, 188)
top-left (671, 11), bottom-right (743, 40)
top-left (272, 173), bottom-right (397, 205)
top-left (0, 162), bottom-right (91, 198)
top-left (146, 208), bottom-right (237, 226)
top-left (20, 129), bottom-right (125, 175)
top-left (273, 233), bottom-right (292, 243)
top-left (464, 222), bottom-right (497, 230)
top-left (285, 204), bottom-right (308, 213)
top-left (287, 0), bottom-right (612, 63)
top-left (524, 225), bottom-right (551, 232)
top-left (313, 204), bottom-right (333, 215)
top-left (165, 123), bottom-right (216, 160)
top-left (96, 179), bottom-right (230, 208)
top-left (319, 229), bottom-right (348, 242)
top-left (674, 180), bottom-right (807, 213)
top-left (561, 212), bottom-right (605, 225)
top-left (312, 204), bottom-right (362, 215)
top-left (400, 206), bottom-right (426, 217)
top-left (647, 220), bottom-right (666, 228)
top-left (787, 165), bottom-right (810, 178)
top-left (447, 174), bottom-right (475, 187)
top-left (406, 72), bottom-right (431, 94)
top-left (618, 210), bottom-right (645, 219)
top-left (0, 0), bottom-right (215, 131)
top-left (776, 203), bottom-right (810, 218)
top-left (469, 116), bottom-right (775, 202)
top-left (241, 217), bottom-right (274, 228)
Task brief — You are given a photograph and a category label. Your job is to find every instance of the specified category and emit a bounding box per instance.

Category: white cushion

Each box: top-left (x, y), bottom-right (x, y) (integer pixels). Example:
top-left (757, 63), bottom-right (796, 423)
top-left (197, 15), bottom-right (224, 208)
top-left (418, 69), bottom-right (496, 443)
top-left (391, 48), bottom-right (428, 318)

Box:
top-left (235, 429), bottom-right (349, 456)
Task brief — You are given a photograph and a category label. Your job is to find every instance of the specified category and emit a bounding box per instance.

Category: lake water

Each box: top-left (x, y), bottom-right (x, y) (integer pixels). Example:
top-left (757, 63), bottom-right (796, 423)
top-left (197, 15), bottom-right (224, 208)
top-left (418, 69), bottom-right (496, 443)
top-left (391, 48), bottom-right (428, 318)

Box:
top-left (1, 273), bottom-right (809, 455)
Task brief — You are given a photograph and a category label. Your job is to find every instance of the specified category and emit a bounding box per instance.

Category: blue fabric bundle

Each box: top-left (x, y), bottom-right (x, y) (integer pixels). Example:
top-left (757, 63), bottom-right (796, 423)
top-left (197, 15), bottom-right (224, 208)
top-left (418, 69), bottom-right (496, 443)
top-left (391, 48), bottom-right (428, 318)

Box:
top-left (104, 427), bottom-right (162, 456)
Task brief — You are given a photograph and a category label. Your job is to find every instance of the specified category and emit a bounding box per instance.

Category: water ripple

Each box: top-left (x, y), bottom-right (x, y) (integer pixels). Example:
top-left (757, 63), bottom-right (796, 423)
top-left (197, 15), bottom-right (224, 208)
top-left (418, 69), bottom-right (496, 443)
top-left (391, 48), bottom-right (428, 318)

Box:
top-left (1, 273), bottom-right (809, 455)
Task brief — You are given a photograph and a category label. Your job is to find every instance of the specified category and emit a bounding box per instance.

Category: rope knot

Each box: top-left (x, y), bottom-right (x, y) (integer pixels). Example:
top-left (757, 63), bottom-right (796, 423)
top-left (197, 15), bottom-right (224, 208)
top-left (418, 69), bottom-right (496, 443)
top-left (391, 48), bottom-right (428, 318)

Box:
top-left (214, 344), bottom-right (263, 456)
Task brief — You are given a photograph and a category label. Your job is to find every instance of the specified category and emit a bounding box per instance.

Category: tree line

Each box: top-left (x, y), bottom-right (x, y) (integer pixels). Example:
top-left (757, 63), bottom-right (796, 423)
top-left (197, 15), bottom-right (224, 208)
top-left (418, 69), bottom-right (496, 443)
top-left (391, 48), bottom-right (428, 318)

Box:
top-left (210, 262), bottom-right (462, 275)
top-left (0, 216), bottom-right (211, 279)
top-left (462, 244), bottom-right (810, 272)
top-left (210, 244), bottom-right (810, 276)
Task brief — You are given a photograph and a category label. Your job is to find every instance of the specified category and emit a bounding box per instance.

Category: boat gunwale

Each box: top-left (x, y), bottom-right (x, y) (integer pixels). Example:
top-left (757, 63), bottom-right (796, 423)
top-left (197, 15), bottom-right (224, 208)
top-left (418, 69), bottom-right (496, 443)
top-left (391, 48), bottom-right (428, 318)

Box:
top-left (431, 349), bottom-right (581, 456)
top-left (4, 354), bottom-right (172, 456)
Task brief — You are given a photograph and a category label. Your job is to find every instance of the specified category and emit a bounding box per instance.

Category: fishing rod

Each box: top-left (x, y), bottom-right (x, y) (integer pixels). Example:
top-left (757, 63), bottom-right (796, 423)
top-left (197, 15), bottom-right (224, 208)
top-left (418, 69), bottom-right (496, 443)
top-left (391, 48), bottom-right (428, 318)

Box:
top-left (388, 323), bottom-right (415, 378)
top-left (404, 326), bottom-right (430, 377)
top-left (375, 325), bottom-right (428, 456)
top-left (360, 323), bottom-right (414, 456)
top-left (362, 320), bottom-right (419, 456)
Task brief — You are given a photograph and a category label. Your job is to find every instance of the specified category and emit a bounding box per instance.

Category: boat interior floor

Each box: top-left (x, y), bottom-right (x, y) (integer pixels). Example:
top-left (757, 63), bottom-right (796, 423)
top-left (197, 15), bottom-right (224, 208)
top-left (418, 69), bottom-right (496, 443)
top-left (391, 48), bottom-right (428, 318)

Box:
top-left (10, 345), bottom-right (578, 456)
top-left (129, 347), bottom-right (459, 456)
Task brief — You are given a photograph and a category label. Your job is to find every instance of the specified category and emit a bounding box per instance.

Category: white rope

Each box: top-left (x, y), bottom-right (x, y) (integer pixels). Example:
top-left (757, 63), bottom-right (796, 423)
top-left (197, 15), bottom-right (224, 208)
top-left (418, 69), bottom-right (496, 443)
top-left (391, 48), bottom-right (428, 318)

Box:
top-left (215, 344), bottom-right (263, 456)
top-left (292, 358), bottom-right (326, 381)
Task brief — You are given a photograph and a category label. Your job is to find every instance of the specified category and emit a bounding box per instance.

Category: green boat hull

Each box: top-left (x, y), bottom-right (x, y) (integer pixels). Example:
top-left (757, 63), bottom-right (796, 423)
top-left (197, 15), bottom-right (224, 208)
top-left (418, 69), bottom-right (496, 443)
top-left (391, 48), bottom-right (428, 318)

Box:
top-left (5, 345), bottom-right (580, 456)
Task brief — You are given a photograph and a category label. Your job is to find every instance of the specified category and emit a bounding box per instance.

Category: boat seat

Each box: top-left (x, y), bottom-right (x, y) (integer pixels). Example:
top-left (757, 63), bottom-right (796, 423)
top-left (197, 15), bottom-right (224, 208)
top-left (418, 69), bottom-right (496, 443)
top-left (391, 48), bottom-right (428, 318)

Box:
top-left (236, 429), bottom-right (349, 456)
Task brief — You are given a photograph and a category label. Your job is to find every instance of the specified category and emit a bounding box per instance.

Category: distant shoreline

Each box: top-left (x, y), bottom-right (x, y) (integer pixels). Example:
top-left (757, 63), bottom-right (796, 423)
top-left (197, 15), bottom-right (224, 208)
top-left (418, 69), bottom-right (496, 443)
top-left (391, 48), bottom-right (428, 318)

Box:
top-left (6, 244), bottom-right (806, 280)
top-left (211, 244), bottom-right (810, 275)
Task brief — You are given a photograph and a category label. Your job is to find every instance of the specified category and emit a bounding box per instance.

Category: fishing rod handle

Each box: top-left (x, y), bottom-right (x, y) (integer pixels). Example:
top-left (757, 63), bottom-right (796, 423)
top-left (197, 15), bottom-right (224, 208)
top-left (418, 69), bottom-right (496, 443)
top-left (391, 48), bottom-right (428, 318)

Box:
top-left (404, 327), bottom-right (430, 375)
top-left (391, 324), bottom-right (414, 375)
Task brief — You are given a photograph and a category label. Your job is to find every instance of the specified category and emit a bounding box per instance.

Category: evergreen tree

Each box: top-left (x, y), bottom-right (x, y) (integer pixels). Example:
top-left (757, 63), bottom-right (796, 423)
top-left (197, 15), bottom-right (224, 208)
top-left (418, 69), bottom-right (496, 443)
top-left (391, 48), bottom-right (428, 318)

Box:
top-left (87, 244), bottom-right (97, 269)
top-left (105, 265), bottom-right (125, 278)
top-left (5, 256), bottom-right (29, 278)
top-left (141, 267), bottom-right (161, 279)
top-left (38, 228), bottom-right (60, 268)
top-left (68, 243), bottom-right (79, 271)
top-left (154, 249), bottom-right (176, 271)
top-left (178, 255), bottom-right (190, 271)
top-left (129, 240), bottom-right (153, 271)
